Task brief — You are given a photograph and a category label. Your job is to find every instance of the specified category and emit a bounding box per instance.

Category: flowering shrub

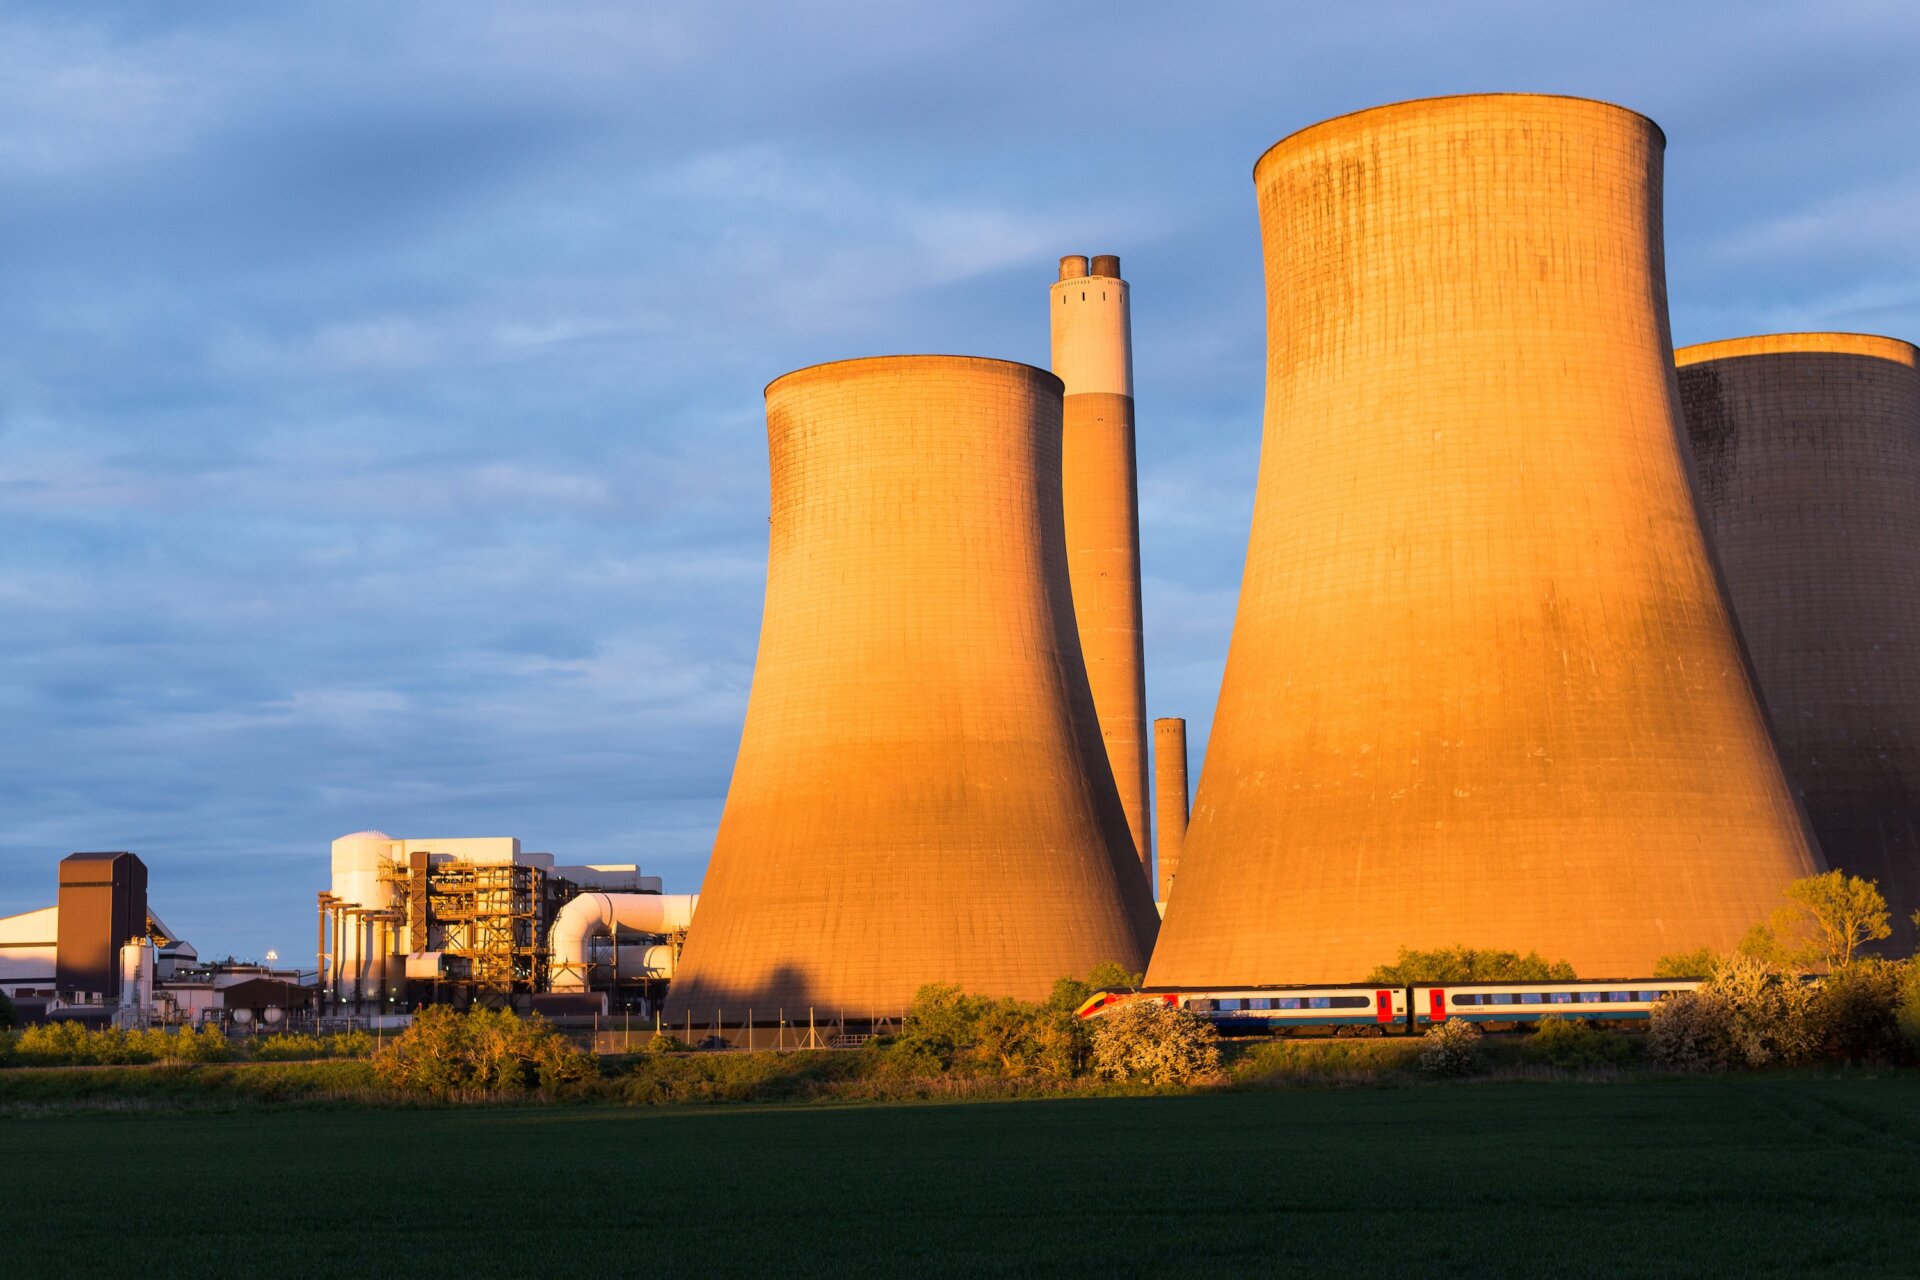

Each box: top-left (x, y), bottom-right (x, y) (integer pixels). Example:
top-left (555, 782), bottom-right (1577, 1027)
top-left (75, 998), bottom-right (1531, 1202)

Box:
top-left (1089, 999), bottom-right (1222, 1085)
top-left (1416, 1017), bottom-right (1483, 1077)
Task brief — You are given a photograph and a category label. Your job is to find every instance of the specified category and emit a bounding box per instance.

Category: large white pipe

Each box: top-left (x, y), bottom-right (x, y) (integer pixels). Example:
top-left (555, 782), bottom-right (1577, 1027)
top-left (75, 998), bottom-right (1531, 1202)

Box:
top-left (549, 893), bottom-right (697, 992)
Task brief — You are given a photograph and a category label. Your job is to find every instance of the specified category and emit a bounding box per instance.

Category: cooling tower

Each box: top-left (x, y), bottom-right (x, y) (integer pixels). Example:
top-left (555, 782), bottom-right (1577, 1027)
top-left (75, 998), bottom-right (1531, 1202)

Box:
top-left (1154, 717), bottom-right (1188, 903)
top-left (1148, 95), bottom-right (1823, 986)
top-left (1052, 255), bottom-right (1152, 882)
top-left (666, 356), bottom-right (1159, 1019)
top-left (1678, 333), bottom-right (1920, 951)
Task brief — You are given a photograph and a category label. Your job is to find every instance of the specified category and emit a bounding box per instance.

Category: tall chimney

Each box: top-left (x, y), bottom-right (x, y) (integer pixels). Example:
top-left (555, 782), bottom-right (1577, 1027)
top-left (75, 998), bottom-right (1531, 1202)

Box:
top-left (1050, 253), bottom-right (1151, 885)
top-left (1153, 718), bottom-right (1189, 904)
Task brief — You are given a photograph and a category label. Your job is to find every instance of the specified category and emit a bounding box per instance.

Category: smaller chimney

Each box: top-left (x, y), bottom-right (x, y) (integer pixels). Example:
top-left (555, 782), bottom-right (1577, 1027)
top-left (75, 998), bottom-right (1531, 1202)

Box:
top-left (1090, 253), bottom-right (1122, 279)
top-left (1058, 254), bottom-right (1090, 282)
top-left (1153, 719), bottom-right (1189, 903)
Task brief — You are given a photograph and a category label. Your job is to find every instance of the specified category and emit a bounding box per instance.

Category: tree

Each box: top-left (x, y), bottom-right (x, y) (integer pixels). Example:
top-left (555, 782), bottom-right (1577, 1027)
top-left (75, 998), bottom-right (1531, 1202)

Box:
top-left (1365, 945), bottom-right (1575, 984)
top-left (1741, 871), bottom-right (1890, 971)
top-left (0, 989), bottom-right (14, 1030)
top-left (1653, 947), bottom-right (1725, 980)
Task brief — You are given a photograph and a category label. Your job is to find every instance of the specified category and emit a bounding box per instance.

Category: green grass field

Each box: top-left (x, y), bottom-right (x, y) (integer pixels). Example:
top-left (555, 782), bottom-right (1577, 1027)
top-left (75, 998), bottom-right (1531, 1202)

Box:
top-left (5, 1075), bottom-right (1918, 1277)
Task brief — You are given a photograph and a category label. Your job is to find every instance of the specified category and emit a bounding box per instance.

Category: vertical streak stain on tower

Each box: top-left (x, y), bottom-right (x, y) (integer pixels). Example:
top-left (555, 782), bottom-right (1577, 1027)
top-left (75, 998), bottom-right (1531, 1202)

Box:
top-left (1148, 95), bottom-right (1822, 985)
top-left (1153, 718), bottom-right (1189, 904)
top-left (1678, 333), bottom-right (1920, 951)
top-left (666, 356), bottom-right (1159, 1018)
top-left (1052, 254), bottom-right (1152, 882)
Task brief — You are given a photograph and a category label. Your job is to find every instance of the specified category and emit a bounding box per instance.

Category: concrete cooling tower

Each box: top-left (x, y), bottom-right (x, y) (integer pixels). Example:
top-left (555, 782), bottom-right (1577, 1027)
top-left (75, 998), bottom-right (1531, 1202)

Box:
top-left (1051, 255), bottom-right (1152, 885)
top-left (1148, 94), bottom-right (1823, 986)
top-left (1678, 333), bottom-right (1920, 951)
top-left (666, 356), bottom-right (1159, 1020)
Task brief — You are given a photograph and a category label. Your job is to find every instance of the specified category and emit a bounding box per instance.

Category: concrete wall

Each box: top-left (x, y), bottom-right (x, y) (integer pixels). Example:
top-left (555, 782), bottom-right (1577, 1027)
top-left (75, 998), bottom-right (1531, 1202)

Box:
top-left (667, 355), bottom-right (1158, 1017)
top-left (1150, 95), bottom-right (1821, 984)
top-left (1678, 333), bottom-right (1920, 951)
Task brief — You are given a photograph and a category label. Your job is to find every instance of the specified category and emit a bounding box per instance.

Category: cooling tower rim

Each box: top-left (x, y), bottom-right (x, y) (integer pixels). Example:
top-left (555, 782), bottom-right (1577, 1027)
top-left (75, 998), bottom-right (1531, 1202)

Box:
top-left (764, 354), bottom-right (1064, 399)
top-left (1253, 92), bottom-right (1665, 181)
top-left (1676, 332), bottom-right (1919, 369)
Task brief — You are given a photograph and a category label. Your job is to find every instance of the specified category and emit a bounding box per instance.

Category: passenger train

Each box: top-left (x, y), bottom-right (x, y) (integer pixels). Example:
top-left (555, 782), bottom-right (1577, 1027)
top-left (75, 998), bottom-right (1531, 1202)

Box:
top-left (1074, 980), bottom-right (1705, 1036)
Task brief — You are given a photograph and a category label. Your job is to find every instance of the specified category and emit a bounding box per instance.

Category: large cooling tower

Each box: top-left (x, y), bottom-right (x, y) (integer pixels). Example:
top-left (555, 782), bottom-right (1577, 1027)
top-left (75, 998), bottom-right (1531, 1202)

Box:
top-left (1052, 255), bottom-right (1152, 882)
top-left (1148, 95), bottom-right (1823, 986)
top-left (1678, 334), bottom-right (1920, 951)
top-left (666, 356), bottom-right (1159, 1019)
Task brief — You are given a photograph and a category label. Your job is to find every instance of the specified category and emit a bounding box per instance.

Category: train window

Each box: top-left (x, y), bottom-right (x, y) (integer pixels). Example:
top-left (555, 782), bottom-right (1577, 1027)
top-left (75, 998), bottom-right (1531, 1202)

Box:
top-left (1550, 992), bottom-right (1573, 1004)
top-left (1309, 997), bottom-right (1330, 1009)
top-left (1579, 992), bottom-right (1602, 1003)
top-left (1275, 998), bottom-right (1302, 1010)
top-left (1520, 992), bottom-right (1543, 1005)
top-left (1218, 999), bottom-right (1241, 1012)
top-left (1249, 998), bottom-right (1271, 1011)
top-left (1607, 990), bottom-right (1632, 1002)
top-left (1189, 999), bottom-right (1215, 1012)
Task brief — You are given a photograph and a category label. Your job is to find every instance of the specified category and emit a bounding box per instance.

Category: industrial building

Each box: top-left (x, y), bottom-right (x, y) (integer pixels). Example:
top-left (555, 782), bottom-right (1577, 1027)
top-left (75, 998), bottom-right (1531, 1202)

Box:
top-left (319, 832), bottom-right (689, 1018)
top-left (1148, 94), bottom-right (1823, 986)
top-left (1053, 255), bottom-right (1154, 887)
top-left (665, 355), bottom-right (1159, 1022)
top-left (1677, 333), bottom-right (1920, 952)
top-left (0, 851), bottom-right (304, 1028)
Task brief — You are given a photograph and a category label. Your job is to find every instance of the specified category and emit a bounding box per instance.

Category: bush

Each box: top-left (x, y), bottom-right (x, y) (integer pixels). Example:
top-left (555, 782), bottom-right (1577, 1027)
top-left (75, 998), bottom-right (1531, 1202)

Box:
top-left (249, 1031), bottom-right (377, 1062)
top-left (1367, 946), bottom-right (1575, 984)
top-left (882, 968), bottom-right (1123, 1081)
top-left (371, 1006), bottom-right (596, 1097)
top-left (1526, 1016), bottom-right (1633, 1069)
top-left (1712, 953), bottom-right (1817, 1067)
top-left (0, 990), bottom-right (15, 1030)
top-left (1416, 1017), bottom-right (1483, 1077)
top-left (1089, 999), bottom-right (1221, 1085)
top-left (1648, 989), bottom-right (1735, 1071)
top-left (1649, 955), bottom-right (1816, 1071)
top-left (1894, 962), bottom-right (1920, 1054)
top-left (1807, 960), bottom-right (1905, 1064)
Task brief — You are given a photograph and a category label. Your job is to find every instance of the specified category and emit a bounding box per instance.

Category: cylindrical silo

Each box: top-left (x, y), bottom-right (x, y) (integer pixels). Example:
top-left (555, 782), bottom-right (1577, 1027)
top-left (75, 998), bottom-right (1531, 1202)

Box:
top-left (1678, 333), bottom-right (1920, 951)
top-left (665, 356), bottom-right (1159, 1019)
top-left (1149, 95), bottom-right (1823, 986)
top-left (1153, 717), bottom-right (1188, 904)
top-left (1052, 255), bottom-right (1151, 884)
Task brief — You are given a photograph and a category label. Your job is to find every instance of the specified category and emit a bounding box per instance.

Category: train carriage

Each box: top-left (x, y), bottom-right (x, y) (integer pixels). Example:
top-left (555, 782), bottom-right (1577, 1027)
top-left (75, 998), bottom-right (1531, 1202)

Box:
top-left (1077, 984), bottom-right (1408, 1035)
top-left (1412, 981), bottom-right (1701, 1027)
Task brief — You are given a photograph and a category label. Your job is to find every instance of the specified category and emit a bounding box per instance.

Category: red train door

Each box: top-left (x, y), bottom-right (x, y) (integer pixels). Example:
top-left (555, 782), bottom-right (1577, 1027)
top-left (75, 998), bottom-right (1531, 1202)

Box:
top-left (1429, 989), bottom-right (1447, 1023)
top-left (1376, 989), bottom-right (1394, 1024)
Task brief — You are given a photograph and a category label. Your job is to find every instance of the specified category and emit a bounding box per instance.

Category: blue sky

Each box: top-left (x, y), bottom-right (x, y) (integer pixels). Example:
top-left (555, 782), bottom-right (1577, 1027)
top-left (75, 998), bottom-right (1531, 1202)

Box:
top-left (3, 2), bottom-right (1916, 961)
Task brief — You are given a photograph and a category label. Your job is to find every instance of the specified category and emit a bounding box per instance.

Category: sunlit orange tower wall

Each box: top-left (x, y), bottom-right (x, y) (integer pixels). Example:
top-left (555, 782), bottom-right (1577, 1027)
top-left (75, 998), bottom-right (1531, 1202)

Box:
top-left (1678, 333), bottom-right (1920, 951)
top-left (666, 356), bottom-right (1159, 1019)
top-left (1148, 95), bottom-right (1822, 985)
top-left (1052, 255), bottom-right (1152, 884)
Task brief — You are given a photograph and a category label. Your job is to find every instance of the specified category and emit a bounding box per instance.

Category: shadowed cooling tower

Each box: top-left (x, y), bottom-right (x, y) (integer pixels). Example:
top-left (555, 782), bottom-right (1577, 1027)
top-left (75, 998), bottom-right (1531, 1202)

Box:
top-left (1148, 95), bottom-right (1823, 985)
top-left (666, 356), bottom-right (1159, 1019)
top-left (1154, 718), bottom-right (1188, 903)
top-left (1678, 333), bottom-right (1920, 951)
top-left (1052, 255), bottom-right (1151, 883)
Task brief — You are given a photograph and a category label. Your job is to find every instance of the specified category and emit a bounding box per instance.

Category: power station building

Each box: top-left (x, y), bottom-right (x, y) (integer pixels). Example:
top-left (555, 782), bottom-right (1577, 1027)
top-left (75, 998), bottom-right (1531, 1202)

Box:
top-left (1052, 255), bottom-right (1153, 886)
top-left (1677, 333), bottom-right (1920, 951)
top-left (319, 832), bottom-right (682, 1015)
top-left (665, 355), bottom-right (1159, 1021)
top-left (1148, 94), bottom-right (1824, 986)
